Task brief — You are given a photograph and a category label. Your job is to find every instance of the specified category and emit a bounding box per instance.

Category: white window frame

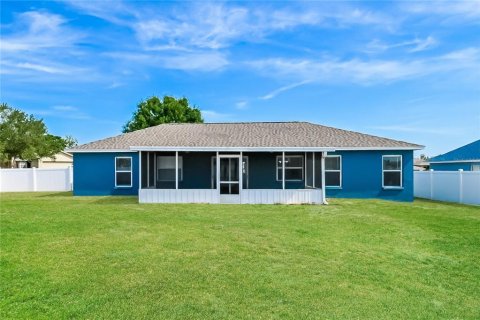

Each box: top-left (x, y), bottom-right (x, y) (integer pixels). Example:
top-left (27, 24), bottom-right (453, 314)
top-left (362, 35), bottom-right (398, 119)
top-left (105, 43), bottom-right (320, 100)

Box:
top-left (276, 155), bottom-right (304, 181)
top-left (157, 156), bottom-right (183, 182)
top-left (471, 164), bottom-right (480, 171)
top-left (325, 155), bottom-right (342, 188)
top-left (382, 155), bottom-right (402, 188)
top-left (115, 156), bottom-right (132, 188)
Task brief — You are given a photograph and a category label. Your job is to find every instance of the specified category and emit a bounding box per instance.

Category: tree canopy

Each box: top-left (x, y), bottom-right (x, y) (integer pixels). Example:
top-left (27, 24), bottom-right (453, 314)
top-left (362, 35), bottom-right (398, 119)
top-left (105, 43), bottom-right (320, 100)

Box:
top-left (0, 103), bottom-right (77, 167)
top-left (122, 96), bottom-right (203, 133)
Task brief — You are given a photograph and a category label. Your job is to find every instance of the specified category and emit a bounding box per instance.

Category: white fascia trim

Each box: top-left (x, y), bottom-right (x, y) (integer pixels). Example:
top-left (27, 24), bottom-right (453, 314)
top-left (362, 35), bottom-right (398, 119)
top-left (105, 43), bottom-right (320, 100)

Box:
top-left (430, 160), bottom-right (480, 164)
top-left (68, 146), bottom-right (422, 153)
top-left (332, 146), bottom-right (423, 151)
top-left (67, 149), bottom-right (136, 153)
top-left (129, 146), bottom-right (336, 152)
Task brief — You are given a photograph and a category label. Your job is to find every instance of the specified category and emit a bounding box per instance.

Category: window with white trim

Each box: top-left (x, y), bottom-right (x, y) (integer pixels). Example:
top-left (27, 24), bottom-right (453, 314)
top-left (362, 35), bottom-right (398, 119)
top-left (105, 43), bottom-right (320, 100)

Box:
top-left (382, 155), bottom-right (402, 188)
top-left (325, 155), bottom-right (341, 187)
top-left (276, 155), bottom-right (304, 181)
top-left (157, 156), bottom-right (183, 181)
top-left (115, 157), bottom-right (132, 187)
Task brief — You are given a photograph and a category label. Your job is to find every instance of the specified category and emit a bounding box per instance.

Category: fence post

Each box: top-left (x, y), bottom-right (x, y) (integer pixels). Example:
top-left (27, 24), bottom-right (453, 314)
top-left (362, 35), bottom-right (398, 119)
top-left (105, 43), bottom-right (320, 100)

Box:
top-left (0, 168), bottom-right (2, 193)
top-left (69, 166), bottom-right (73, 191)
top-left (458, 169), bottom-right (463, 204)
top-left (429, 169), bottom-right (434, 200)
top-left (32, 167), bottom-right (37, 191)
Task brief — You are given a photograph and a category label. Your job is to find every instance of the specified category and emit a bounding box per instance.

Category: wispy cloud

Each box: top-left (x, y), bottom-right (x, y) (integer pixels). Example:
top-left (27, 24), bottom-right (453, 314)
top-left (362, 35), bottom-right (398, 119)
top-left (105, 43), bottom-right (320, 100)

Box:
top-left (235, 101), bottom-right (248, 109)
top-left (260, 80), bottom-right (311, 100)
top-left (105, 51), bottom-right (229, 72)
top-left (0, 11), bottom-right (83, 52)
top-left (202, 110), bottom-right (233, 122)
top-left (52, 105), bottom-right (78, 111)
top-left (247, 48), bottom-right (480, 85)
top-left (401, 0), bottom-right (480, 22)
top-left (366, 36), bottom-right (437, 53)
top-left (369, 124), bottom-right (461, 135)
top-left (27, 105), bottom-right (91, 120)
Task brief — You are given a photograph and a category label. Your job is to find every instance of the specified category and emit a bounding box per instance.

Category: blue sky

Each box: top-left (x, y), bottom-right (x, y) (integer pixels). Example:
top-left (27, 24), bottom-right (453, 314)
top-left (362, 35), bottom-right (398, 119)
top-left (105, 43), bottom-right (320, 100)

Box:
top-left (1, 0), bottom-right (479, 157)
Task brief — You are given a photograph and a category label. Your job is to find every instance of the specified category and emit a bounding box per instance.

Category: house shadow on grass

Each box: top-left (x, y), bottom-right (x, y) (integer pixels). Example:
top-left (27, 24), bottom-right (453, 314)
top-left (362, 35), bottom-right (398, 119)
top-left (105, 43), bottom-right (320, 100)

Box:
top-left (91, 196), bottom-right (138, 205)
top-left (39, 191), bottom-right (73, 197)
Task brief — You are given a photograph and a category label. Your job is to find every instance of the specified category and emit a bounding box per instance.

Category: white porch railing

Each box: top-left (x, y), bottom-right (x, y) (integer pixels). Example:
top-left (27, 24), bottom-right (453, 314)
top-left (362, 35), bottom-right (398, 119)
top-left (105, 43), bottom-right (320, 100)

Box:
top-left (139, 188), bottom-right (323, 204)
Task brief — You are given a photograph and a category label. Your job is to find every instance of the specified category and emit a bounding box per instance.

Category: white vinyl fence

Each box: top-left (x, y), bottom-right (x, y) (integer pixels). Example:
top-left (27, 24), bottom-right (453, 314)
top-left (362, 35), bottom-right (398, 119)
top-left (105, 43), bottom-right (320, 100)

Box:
top-left (414, 170), bottom-right (480, 205)
top-left (0, 167), bottom-right (73, 192)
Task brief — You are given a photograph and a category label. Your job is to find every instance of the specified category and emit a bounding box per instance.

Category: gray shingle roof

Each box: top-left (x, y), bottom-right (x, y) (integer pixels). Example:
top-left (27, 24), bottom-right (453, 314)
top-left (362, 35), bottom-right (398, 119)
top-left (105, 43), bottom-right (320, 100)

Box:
top-left (72, 122), bottom-right (423, 151)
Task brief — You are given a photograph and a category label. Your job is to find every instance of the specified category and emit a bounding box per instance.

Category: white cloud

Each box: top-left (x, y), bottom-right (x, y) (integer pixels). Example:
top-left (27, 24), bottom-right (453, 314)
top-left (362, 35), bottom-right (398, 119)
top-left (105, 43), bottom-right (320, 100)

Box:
top-left (52, 105), bottom-right (78, 111)
top-left (235, 101), bottom-right (248, 109)
top-left (202, 110), bottom-right (233, 122)
top-left (260, 80), bottom-right (311, 100)
top-left (13, 62), bottom-right (66, 74)
top-left (369, 125), bottom-right (461, 135)
top-left (0, 11), bottom-right (83, 52)
top-left (105, 51), bottom-right (228, 72)
top-left (402, 0), bottom-right (480, 21)
top-left (27, 105), bottom-right (91, 120)
top-left (409, 36), bottom-right (437, 52)
top-left (366, 36), bottom-right (437, 53)
top-left (247, 48), bottom-right (480, 85)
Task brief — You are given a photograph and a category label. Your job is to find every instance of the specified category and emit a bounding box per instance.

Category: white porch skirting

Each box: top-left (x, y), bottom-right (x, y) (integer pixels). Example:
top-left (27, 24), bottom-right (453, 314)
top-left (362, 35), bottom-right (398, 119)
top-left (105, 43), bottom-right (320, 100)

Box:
top-left (139, 188), bottom-right (323, 204)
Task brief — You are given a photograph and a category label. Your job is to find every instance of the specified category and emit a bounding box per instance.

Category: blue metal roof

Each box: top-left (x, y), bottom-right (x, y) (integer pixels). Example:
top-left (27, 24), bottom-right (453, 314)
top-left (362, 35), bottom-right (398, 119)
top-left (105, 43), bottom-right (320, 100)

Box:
top-left (430, 139), bottom-right (480, 162)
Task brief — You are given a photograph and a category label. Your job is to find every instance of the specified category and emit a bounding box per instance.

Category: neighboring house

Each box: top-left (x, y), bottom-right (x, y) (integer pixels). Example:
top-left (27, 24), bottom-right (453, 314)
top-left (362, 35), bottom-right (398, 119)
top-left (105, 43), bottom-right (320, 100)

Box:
top-left (68, 122), bottom-right (423, 204)
top-left (31, 151), bottom-right (73, 169)
top-left (2, 152), bottom-right (73, 169)
top-left (414, 158), bottom-right (430, 171)
top-left (430, 140), bottom-right (480, 171)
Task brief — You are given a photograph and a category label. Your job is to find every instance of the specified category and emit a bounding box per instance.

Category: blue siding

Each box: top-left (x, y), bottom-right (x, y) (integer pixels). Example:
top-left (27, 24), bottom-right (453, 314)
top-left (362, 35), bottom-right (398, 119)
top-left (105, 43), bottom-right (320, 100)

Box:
top-left (326, 150), bottom-right (414, 202)
top-left (430, 162), bottom-right (479, 171)
top-left (73, 150), bottom-right (414, 201)
top-left (73, 152), bottom-right (139, 196)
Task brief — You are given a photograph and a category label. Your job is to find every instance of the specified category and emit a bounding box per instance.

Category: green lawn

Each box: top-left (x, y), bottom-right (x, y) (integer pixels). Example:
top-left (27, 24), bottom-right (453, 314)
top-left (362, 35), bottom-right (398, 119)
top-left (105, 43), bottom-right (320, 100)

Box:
top-left (0, 193), bottom-right (479, 319)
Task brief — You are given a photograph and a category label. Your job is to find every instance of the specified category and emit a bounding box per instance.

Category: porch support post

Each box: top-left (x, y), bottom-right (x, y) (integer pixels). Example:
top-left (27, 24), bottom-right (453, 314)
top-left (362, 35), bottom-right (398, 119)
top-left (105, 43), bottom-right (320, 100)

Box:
top-left (282, 151), bottom-right (285, 190)
top-left (175, 151), bottom-right (179, 190)
top-left (240, 151), bottom-right (243, 191)
top-left (321, 152), bottom-right (328, 205)
top-left (147, 151), bottom-right (150, 188)
top-left (304, 152), bottom-right (307, 188)
top-left (216, 152), bottom-right (220, 192)
top-left (139, 151), bottom-right (142, 192)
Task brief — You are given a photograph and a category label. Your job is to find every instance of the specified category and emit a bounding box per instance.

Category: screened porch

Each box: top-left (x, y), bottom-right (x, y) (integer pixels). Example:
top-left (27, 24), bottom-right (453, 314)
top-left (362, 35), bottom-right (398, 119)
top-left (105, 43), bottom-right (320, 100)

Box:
top-left (138, 151), bottom-right (329, 204)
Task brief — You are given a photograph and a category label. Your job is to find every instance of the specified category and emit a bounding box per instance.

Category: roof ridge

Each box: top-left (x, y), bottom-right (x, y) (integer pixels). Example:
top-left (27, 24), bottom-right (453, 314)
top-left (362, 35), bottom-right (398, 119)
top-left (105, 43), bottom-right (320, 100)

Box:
top-left (161, 121), bottom-right (305, 125)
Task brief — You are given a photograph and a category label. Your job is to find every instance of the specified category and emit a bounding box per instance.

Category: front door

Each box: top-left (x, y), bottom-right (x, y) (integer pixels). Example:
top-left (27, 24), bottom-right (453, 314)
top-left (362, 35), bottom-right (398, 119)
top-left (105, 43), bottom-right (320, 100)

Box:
top-left (220, 157), bottom-right (240, 194)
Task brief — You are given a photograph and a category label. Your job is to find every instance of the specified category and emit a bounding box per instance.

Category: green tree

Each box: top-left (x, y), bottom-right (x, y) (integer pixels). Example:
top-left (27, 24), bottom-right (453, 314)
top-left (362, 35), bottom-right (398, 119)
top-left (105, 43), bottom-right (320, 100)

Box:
top-left (122, 96), bottom-right (203, 133)
top-left (0, 103), bottom-right (77, 167)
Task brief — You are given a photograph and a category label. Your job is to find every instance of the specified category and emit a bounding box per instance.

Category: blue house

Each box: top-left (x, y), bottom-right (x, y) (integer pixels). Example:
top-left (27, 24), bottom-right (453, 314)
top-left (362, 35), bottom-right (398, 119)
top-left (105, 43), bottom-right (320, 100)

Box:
top-left (429, 140), bottom-right (480, 171)
top-left (69, 122), bottom-right (422, 204)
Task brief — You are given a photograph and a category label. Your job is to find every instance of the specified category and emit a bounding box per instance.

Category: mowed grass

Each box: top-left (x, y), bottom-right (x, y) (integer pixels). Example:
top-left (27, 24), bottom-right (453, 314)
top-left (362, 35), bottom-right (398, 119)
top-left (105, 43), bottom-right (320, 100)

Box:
top-left (0, 193), bottom-right (479, 319)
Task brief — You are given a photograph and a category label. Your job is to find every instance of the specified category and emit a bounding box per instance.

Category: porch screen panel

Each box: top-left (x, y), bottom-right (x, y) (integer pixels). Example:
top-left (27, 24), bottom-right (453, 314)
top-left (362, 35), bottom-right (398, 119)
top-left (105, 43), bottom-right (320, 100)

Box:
top-left (305, 152), bottom-right (313, 187)
top-left (141, 152), bottom-right (148, 188)
top-left (148, 152), bottom-right (155, 187)
top-left (314, 152), bottom-right (322, 188)
top-left (158, 156), bottom-right (183, 181)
